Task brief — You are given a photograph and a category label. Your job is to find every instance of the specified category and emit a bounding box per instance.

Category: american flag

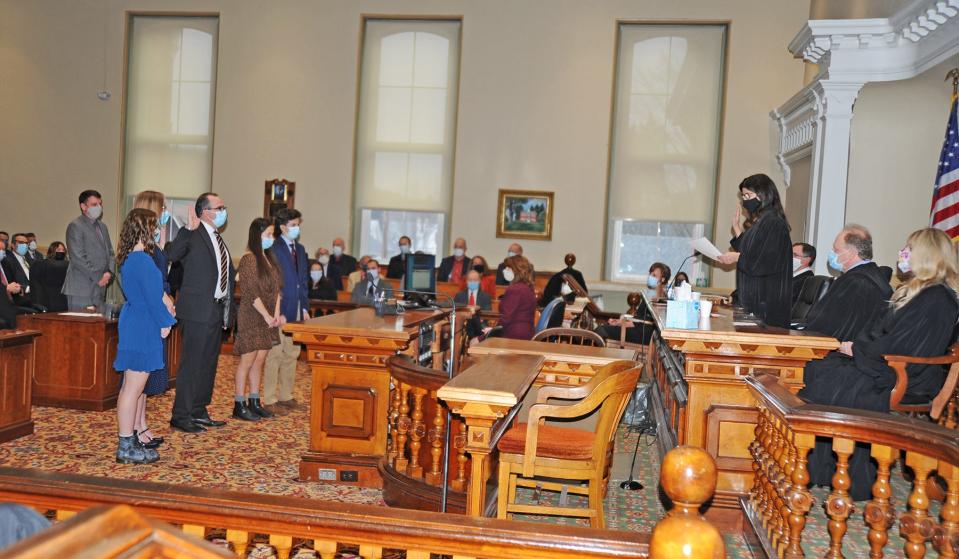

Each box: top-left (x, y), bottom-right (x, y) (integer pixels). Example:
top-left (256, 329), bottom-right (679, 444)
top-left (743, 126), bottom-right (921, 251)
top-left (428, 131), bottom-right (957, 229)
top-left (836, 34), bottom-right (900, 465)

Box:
top-left (932, 93), bottom-right (959, 239)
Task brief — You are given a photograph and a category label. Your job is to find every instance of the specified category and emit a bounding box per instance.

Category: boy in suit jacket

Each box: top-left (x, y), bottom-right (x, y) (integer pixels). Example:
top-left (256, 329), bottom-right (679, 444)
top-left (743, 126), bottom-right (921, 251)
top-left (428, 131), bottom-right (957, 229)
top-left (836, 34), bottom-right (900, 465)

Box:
top-left (63, 190), bottom-right (115, 310)
top-left (165, 193), bottom-right (235, 433)
top-left (264, 208), bottom-right (310, 413)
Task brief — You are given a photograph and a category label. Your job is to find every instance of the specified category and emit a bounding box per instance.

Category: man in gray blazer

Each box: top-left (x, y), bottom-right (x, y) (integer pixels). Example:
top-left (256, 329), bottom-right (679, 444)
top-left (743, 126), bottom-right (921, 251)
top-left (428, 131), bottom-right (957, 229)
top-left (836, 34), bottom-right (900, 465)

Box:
top-left (350, 259), bottom-right (392, 305)
top-left (63, 190), bottom-right (115, 311)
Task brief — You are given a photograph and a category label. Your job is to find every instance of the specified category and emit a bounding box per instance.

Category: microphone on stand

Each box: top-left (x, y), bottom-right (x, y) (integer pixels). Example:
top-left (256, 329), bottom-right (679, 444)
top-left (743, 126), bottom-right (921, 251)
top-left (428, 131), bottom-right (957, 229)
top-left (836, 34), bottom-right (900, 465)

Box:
top-left (667, 252), bottom-right (698, 299)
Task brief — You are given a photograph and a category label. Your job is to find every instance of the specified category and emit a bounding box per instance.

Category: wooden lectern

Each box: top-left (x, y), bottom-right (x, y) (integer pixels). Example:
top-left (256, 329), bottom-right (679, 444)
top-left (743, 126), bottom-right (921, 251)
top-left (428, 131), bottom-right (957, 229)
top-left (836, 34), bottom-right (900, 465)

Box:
top-left (285, 308), bottom-right (445, 488)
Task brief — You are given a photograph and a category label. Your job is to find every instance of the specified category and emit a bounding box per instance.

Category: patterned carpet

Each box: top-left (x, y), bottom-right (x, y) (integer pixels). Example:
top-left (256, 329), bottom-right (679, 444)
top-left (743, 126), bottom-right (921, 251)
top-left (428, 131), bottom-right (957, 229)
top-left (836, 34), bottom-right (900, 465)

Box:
top-left (0, 354), bottom-right (937, 558)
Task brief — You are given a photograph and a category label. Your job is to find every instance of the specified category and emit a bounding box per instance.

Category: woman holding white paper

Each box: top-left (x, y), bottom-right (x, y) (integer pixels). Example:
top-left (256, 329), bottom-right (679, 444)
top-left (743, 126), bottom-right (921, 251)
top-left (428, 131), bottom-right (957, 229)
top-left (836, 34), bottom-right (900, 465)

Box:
top-left (717, 174), bottom-right (792, 328)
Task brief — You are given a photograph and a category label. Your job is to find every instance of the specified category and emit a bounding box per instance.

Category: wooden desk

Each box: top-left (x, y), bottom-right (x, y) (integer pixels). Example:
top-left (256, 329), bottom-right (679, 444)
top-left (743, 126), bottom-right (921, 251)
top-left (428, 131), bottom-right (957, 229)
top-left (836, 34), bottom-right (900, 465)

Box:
top-left (0, 329), bottom-right (40, 442)
top-left (644, 293), bottom-right (837, 528)
top-left (468, 338), bottom-right (638, 386)
top-left (285, 308), bottom-right (446, 488)
top-left (19, 313), bottom-right (120, 411)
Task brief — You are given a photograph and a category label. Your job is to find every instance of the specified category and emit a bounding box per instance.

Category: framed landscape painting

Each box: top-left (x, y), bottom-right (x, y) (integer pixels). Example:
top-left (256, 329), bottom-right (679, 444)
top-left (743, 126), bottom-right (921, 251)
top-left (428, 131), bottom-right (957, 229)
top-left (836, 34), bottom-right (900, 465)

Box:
top-left (496, 189), bottom-right (554, 241)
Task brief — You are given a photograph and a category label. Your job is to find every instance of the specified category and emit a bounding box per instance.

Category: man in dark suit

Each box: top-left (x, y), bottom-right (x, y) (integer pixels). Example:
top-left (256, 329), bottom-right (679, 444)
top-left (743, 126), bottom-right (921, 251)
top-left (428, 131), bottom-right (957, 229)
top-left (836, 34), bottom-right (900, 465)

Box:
top-left (387, 236), bottom-right (412, 279)
top-left (3, 234), bottom-right (32, 305)
top-left (165, 192), bottom-right (235, 433)
top-left (496, 243), bottom-right (533, 285)
top-left (330, 238), bottom-right (356, 287)
top-left (791, 242), bottom-right (815, 303)
top-left (0, 238), bottom-right (22, 329)
top-left (24, 233), bottom-right (43, 265)
top-left (437, 237), bottom-right (470, 284)
top-left (351, 259), bottom-right (393, 305)
top-left (453, 270), bottom-right (492, 311)
top-left (264, 208), bottom-right (310, 414)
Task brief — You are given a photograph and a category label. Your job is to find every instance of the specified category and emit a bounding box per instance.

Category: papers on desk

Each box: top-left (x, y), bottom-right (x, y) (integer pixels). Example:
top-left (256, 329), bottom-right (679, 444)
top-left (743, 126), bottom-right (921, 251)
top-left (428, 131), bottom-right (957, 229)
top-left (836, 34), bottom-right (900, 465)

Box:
top-left (690, 237), bottom-right (724, 260)
top-left (58, 312), bottom-right (102, 317)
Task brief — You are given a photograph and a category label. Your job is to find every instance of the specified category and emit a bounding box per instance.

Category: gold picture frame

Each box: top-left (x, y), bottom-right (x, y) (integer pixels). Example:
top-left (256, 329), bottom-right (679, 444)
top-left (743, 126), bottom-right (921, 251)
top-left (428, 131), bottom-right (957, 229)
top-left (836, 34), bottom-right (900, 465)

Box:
top-left (496, 189), bottom-right (554, 241)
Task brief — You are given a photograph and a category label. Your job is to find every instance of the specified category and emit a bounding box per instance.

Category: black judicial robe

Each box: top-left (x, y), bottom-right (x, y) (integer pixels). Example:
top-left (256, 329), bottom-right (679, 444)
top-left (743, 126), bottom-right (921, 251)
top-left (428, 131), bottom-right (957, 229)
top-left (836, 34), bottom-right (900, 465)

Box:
top-left (799, 283), bottom-right (959, 500)
top-left (733, 213), bottom-right (792, 328)
top-left (387, 253), bottom-right (408, 279)
top-left (791, 269), bottom-right (813, 304)
top-left (540, 266), bottom-right (587, 306)
top-left (803, 262), bottom-right (893, 342)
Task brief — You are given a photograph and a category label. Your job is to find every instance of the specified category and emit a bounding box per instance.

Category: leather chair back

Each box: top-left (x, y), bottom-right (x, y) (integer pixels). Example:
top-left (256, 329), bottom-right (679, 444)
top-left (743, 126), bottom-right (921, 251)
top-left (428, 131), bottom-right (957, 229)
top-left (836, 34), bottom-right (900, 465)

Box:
top-left (790, 275), bottom-right (833, 322)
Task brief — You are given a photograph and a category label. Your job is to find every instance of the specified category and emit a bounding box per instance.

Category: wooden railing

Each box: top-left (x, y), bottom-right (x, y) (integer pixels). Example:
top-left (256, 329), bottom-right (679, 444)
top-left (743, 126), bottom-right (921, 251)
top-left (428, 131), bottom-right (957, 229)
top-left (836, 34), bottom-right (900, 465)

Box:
top-left (745, 373), bottom-right (959, 559)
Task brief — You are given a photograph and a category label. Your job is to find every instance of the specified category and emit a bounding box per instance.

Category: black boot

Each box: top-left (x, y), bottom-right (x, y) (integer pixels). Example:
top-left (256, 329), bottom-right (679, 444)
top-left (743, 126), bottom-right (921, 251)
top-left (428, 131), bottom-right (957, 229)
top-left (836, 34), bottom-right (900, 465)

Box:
top-left (232, 401), bottom-right (260, 421)
top-left (117, 435), bottom-right (159, 464)
top-left (248, 397), bottom-right (274, 418)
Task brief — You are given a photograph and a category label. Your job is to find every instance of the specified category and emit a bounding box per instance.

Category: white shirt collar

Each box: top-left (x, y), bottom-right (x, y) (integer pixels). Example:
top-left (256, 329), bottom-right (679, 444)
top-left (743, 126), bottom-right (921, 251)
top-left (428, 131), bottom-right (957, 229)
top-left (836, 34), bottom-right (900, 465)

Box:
top-left (201, 221), bottom-right (216, 235)
top-left (793, 266), bottom-right (811, 277)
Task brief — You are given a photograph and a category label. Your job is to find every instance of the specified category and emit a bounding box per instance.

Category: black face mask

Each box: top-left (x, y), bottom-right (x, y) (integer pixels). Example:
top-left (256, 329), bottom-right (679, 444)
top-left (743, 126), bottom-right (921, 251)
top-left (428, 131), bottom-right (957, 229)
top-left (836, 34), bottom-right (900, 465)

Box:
top-left (472, 264), bottom-right (484, 274)
top-left (742, 198), bottom-right (762, 215)
top-left (54, 252), bottom-right (66, 261)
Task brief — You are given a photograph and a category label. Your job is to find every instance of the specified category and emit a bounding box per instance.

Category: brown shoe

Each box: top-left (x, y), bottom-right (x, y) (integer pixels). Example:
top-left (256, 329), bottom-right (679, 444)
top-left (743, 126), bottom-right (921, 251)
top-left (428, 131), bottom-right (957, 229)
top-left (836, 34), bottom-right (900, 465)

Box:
top-left (263, 404), bottom-right (287, 416)
top-left (277, 399), bottom-right (299, 409)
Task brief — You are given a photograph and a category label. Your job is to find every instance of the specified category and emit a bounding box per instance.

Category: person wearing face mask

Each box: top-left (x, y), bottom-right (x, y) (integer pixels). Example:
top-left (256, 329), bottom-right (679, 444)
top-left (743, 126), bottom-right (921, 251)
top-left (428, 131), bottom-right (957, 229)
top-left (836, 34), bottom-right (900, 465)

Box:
top-left (329, 238), bottom-right (356, 287)
top-left (63, 189), bottom-right (116, 311)
top-left (3, 234), bottom-right (33, 304)
top-left (387, 236), bottom-right (413, 279)
top-left (309, 247), bottom-right (341, 301)
top-left (24, 233), bottom-right (42, 265)
top-left (31, 241), bottom-right (69, 312)
top-left (801, 225), bottom-right (893, 342)
top-left (0, 238), bottom-right (22, 329)
top-left (791, 243), bottom-right (816, 303)
top-left (232, 218), bottom-right (283, 422)
top-left (717, 174), bottom-right (792, 328)
top-left (263, 208), bottom-right (309, 415)
top-left (438, 237), bottom-right (470, 286)
top-left (799, 227), bottom-right (959, 501)
top-left (484, 256), bottom-right (536, 340)
top-left (470, 256), bottom-right (497, 297)
top-left (351, 259), bottom-right (393, 305)
top-left (496, 243), bottom-right (531, 285)
top-left (596, 262), bottom-right (669, 344)
top-left (540, 253), bottom-right (588, 306)
top-left (454, 269), bottom-right (492, 311)
top-left (165, 192), bottom-right (235, 433)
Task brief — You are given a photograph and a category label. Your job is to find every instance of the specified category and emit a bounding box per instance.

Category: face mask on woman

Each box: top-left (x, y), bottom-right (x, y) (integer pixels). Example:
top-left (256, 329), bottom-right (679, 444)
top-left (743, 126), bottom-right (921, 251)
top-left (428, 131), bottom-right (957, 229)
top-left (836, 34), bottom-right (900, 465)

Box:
top-left (159, 210), bottom-right (170, 225)
top-left (472, 264), bottom-right (484, 274)
top-left (742, 198), bottom-right (762, 215)
top-left (54, 252), bottom-right (66, 261)
top-left (646, 276), bottom-right (659, 289)
top-left (503, 267), bottom-right (515, 283)
top-left (898, 248), bottom-right (912, 274)
top-left (261, 236), bottom-right (274, 251)
top-left (310, 270), bottom-right (322, 282)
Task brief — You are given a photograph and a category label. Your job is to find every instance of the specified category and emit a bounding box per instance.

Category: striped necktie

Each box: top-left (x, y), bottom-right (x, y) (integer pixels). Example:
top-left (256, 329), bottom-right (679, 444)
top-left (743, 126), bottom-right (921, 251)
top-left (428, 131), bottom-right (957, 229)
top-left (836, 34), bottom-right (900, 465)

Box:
top-left (214, 231), bottom-right (229, 295)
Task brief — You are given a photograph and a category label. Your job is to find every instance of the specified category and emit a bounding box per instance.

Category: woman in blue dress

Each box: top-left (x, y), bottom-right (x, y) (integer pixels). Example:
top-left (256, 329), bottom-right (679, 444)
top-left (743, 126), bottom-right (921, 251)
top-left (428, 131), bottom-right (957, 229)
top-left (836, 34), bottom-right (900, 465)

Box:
top-left (131, 190), bottom-right (176, 449)
top-left (113, 208), bottom-right (176, 464)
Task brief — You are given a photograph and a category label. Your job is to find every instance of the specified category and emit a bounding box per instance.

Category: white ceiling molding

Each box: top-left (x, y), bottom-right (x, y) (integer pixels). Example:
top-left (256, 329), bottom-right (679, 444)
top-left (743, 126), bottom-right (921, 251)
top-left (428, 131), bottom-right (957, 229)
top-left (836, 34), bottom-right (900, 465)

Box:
top-left (770, 0), bottom-right (959, 274)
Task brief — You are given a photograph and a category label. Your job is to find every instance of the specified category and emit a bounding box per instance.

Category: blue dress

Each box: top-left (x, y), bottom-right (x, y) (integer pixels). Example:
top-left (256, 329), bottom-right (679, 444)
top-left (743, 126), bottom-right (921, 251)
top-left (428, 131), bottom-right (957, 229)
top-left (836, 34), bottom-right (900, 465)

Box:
top-left (144, 249), bottom-right (171, 394)
top-left (113, 251), bottom-right (176, 373)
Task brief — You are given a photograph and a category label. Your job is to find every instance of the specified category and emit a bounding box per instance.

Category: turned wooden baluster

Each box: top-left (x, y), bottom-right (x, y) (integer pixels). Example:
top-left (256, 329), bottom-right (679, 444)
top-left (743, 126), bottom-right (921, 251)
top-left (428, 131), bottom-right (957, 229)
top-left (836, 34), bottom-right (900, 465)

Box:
top-left (452, 421), bottom-right (468, 492)
top-left (784, 432), bottom-right (814, 559)
top-left (226, 529), bottom-right (250, 557)
top-left (359, 544), bottom-right (383, 559)
top-left (766, 417), bottom-right (783, 547)
top-left (864, 444), bottom-right (898, 559)
top-left (901, 452), bottom-right (938, 559)
top-left (395, 383), bottom-right (412, 473)
top-left (770, 417), bottom-right (788, 549)
top-left (776, 423), bottom-right (796, 555)
top-left (755, 412), bottom-right (771, 527)
top-left (182, 524), bottom-right (205, 539)
top-left (408, 388), bottom-right (426, 478)
top-left (425, 394), bottom-right (446, 486)
top-left (387, 376), bottom-right (402, 464)
top-left (749, 409), bottom-right (766, 511)
top-left (935, 461), bottom-right (959, 558)
top-left (315, 540), bottom-right (337, 559)
top-left (762, 413), bottom-right (777, 532)
top-left (945, 396), bottom-right (958, 429)
top-left (825, 437), bottom-right (855, 559)
top-left (270, 534), bottom-right (293, 559)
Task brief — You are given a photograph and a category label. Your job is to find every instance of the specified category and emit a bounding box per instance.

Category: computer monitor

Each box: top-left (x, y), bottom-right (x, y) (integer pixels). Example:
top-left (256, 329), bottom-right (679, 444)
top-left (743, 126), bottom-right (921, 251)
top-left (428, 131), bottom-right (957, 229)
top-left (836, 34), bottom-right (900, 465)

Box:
top-left (405, 253), bottom-right (436, 296)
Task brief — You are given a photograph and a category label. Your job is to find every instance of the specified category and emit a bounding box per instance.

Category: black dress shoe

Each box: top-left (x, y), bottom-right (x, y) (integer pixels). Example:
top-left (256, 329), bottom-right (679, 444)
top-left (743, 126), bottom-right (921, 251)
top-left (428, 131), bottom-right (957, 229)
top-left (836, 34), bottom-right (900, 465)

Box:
top-left (170, 419), bottom-right (205, 433)
top-left (192, 417), bottom-right (226, 427)
top-left (232, 401), bottom-right (260, 422)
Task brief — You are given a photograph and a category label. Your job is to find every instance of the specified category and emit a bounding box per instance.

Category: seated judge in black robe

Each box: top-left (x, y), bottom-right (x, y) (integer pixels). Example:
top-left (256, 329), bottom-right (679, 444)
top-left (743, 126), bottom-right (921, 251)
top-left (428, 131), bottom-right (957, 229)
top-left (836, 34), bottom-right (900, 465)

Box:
top-left (540, 253), bottom-right (587, 306)
top-left (799, 227), bottom-right (959, 501)
top-left (719, 174), bottom-right (792, 328)
top-left (791, 242), bottom-right (815, 303)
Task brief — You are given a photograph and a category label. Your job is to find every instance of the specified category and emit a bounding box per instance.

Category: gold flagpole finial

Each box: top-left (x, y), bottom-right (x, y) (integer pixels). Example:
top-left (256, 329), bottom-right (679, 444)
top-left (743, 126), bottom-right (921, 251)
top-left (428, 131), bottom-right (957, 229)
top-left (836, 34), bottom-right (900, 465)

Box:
top-left (947, 68), bottom-right (959, 96)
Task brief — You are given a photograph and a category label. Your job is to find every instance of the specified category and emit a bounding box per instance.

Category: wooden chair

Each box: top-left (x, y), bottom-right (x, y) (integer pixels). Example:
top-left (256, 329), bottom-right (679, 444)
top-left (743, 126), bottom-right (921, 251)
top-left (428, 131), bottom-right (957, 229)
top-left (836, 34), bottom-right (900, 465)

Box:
top-left (884, 342), bottom-right (959, 423)
top-left (495, 362), bottom-right (641, 528)
top-left (532, 327), bottom-right (606, 347)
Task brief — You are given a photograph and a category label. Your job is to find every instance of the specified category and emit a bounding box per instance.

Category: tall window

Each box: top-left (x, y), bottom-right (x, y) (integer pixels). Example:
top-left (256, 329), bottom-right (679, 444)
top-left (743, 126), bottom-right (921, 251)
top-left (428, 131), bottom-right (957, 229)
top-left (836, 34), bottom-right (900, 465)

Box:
top-left (353, 18), bottom-right (462, 262)
top-left (605, 24), bottom-right (726, 284)
top-left (122, 16), bottom-right (218, 225)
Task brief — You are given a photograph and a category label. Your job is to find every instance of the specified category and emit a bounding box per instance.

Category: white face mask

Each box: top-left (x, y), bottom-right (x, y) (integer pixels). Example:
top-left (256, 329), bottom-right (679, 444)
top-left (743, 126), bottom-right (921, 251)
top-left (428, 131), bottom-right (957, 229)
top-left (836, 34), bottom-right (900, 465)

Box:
top-left (507, 250), bottom-right (517, 258)
top-left (332, 246), bottom-right (343, 256)
top-left (792, 257), bottom-right (803, 271)
top-left (560, 282), bottom-right (572, 295)
top-left (318, 255), bottom-right (330, 265)
top-left (453, 247), bottom-right (465, 258)
top-left (503, 267), bottom-right (515, 282)
top-left (86, 204), bottom-right (103, 220)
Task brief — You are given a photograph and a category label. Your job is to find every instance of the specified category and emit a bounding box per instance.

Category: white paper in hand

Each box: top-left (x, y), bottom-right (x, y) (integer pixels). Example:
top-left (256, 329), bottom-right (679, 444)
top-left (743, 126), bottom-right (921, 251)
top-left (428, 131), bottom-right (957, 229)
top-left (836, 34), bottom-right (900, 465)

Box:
top-left (690, 237), bottom-right (723, 261)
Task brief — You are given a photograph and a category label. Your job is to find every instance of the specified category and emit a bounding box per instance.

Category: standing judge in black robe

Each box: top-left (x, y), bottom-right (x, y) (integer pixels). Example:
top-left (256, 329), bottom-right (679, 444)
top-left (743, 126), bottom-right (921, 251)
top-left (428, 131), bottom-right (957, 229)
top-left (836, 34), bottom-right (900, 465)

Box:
top-left (791, 243), bottom-right (815, 303)
top-left (386, 236), bottom-right (412, 279)
top-left (718, 174), bottom-right (792, 328)
top-left (802, 225), bottom-right (892, 341)
top-left (799, 227), bottom-right (959, 501)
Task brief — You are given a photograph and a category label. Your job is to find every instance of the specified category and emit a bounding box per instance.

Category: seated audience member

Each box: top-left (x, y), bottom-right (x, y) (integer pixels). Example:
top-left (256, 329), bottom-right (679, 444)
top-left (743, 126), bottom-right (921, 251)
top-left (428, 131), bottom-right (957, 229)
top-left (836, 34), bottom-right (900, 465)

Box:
top-left (351, 259), bottom-right (393, 305)
top-left (799, 227), bottom-right (959, 501)
top-left (5, 234), bottom-right (32, 299)
top-left (438, 237), bottom-right (470, 285)
top-left (308, 261), bottom-right (337, 301)
top-left (455, 270), bottom-right (492, 311)
top-left (540, 253), bottom-right (587, 305)
top-left (0, 503), bottom-right (50, 550)
top-left (314, 247), bottom-right (343, 293)
top-left (673, 271), bottom-right (689, 288)
top-left (0, 232), bottom-right (8, 247)
top-left (347, 255), bottom-right (372, 291)
top-left (0, 243), bottom-right (18, 329)
top-left (387, 236), bottom-right (412, 279)
top-left (484, 256), bottom-right (536, 340)
top-left (24, 233), bottom-right (42, 265)
top-left (496, 243), bottom-right (525, 285)
top-left (31, 241), bottom-right (68, 312)
top-left (470, 255), bottom-right (497, 297)
top-left (330, 237), bottom-right (357, 283)
top-left (596, 262), bottom-right (670, 344)
top-left (802, 225), bottom-right (893, 341)
top-left (791, 242), bottom-right (815, 303)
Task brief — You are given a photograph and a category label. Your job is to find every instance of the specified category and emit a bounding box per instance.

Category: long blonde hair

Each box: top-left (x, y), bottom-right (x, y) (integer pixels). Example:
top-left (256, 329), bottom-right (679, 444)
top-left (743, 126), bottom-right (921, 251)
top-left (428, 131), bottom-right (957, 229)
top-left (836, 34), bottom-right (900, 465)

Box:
top-left (891, 227), bottom-right (959, 309)
top-left (132, 190), bottom-right (164, 216)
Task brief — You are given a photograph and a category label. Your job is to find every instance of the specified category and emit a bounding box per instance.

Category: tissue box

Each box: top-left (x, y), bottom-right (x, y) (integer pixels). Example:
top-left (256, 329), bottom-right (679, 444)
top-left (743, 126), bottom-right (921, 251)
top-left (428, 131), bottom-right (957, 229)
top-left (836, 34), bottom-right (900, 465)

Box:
top-left (666, 300), bottom-right (701, 329)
